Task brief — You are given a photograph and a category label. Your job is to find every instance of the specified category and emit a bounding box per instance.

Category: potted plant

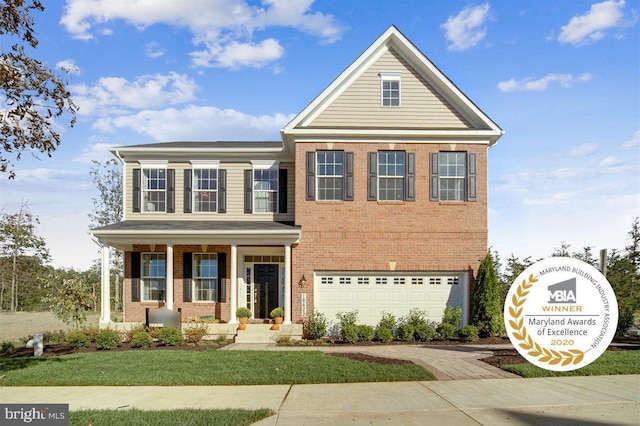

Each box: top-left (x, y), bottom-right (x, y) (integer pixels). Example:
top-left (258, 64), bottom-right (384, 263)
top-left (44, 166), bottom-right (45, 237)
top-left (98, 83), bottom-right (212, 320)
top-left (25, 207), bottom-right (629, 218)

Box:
top-left (236, 307), bottom-right (252, 330)
top-left (270, 307), bottom-right (284, 330)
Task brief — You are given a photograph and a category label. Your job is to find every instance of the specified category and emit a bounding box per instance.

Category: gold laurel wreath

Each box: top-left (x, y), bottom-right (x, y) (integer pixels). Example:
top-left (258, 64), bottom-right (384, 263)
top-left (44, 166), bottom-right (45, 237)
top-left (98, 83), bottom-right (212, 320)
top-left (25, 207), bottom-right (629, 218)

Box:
top-left (508, 274), bottom-right (585, 366)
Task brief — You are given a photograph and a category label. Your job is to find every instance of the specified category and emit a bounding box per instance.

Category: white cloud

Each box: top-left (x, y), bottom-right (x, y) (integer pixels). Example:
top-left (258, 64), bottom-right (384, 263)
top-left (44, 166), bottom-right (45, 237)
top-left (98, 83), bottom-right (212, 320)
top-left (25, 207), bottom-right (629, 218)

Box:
top-left (622, 130), bottom-right (640, 149)
top-left (56, 59), bottom-right (80, 75)
top-left (70, 72), bottom-right (198, 115)
top-left (497, 73), bottom-right (592, 92)
top-left (60, 0), bottom-right (344, 69)
top-left (73, 143), bottom-right (118, 164)
top-left (92, 105), bottom-right (295, 141)
top-left (441, 3), bottom-right (491, 51)
top-left (145, 42), bottom-right (166, 59)
top-left (191, 38), bottom-right (284, 69)
top-left (599, 155), bottom-right (624, 167)
top-left (558, 0), bottom-right (629, 45)
top-left (567, 142), bottom-right (598, 157)
top-left (522, 191), bottom-right (579, 206)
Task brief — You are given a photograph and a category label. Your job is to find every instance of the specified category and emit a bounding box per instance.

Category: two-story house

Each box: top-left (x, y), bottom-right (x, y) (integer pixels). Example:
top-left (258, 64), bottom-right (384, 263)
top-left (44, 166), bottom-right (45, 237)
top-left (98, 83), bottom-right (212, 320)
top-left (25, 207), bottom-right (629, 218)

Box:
top-left (90, 26), bottom-right (502, 330)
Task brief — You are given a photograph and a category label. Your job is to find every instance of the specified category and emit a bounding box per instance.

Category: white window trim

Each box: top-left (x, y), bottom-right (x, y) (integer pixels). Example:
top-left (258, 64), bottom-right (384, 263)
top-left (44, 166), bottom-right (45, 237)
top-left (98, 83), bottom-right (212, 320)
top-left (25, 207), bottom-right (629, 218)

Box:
top-left (377, 151), bottom-right (405, 201)
top-left (192, 167), bottom-right (219, 214)
top-left (141, 252), bottom-right (166, 302)
top-left (316, 151), bottom-right (344, 201)
top-left (192, 252), bottom-right (218, 302)
top-left (141, 166), bottom-right (167, 213)
top-left (380, 71), bottom-right (402, 107)
top-left (252, 162), bottom-right (279, 214)
top-left (439, 152), bottom-right (466, 202)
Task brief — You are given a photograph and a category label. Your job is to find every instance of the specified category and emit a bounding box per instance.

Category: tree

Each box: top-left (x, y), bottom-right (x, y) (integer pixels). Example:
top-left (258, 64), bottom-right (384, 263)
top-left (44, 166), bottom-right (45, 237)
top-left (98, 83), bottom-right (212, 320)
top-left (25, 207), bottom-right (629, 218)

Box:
top-left (499, 254), bottom-right (534, 308)
top-left (471, 251), bottom-right (504, 337)
top-left (44, 269), bottom-right (93, 329)
top-left (89, 159), bottom-right (123, 310)
top-left (1, 0), bottom-right (77, 178)
top-left (0, 202), bottom-right (49, 311)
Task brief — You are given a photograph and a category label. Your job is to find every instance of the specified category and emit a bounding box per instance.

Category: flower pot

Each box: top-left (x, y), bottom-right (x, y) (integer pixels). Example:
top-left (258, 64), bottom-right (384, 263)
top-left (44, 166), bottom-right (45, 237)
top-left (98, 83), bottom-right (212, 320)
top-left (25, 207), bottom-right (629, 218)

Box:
top-left (238, 316), bottom-right (248, 330)
top-left (271, 316), bottom-right (283, 330)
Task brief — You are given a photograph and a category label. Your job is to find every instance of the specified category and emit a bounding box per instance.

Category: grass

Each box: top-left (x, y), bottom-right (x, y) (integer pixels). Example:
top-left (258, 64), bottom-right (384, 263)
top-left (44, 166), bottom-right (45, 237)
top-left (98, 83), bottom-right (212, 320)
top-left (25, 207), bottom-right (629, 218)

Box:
top-left (502, 350), bottom-right (640, 378)
top-left (69, 408), bottom-right (273, 426)
top-left (0, 350), bottom-right (434, 386)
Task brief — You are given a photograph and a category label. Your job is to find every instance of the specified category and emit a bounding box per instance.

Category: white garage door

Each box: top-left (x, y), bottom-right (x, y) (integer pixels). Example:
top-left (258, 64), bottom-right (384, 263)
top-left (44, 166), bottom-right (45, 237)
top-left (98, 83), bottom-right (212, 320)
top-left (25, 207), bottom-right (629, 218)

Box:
top-left (315, 273), bottom-right (467, 326)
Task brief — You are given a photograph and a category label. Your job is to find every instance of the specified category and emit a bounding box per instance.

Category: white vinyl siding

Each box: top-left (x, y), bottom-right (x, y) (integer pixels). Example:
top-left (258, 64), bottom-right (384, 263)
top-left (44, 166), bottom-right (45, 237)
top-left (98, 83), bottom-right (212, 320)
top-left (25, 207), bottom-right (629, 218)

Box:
top-left (315, 272), bottom-right (467, 326)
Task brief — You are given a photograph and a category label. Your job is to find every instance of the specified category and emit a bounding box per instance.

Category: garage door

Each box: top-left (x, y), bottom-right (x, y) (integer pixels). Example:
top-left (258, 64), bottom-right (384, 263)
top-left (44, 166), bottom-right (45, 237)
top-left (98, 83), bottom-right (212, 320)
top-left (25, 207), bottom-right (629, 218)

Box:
top-left (315, 273), bottom-right (467, 326)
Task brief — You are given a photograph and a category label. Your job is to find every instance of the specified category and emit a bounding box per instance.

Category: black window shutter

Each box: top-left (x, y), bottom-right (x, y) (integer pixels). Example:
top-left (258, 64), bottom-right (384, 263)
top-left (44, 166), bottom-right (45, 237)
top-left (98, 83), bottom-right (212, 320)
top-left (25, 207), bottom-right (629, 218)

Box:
top-left (217, 253), bottom-right (227, 303)
top-left (467, 153), bottom-right (477, 202)
top-left (344, 152), bottom-right (354, 201)
top-left (244, 170), bottom-right (253, 213)
top-left (218, 169), bottom-right (227, 213)
top-left (131, 252), bottom-right (141, 302)
top-left (430, 153), bottom-right (439, 201)
top-left (183, 170), bottom-right (192, 213)
top-left (183, 252), bottom-right (192, 302)
top-left (278, 168), bottom-right (287, 213)
top-left (306, 151), bottom-right (316, 200)
top-left (133, 168), bottom-right (141, 212)
top-left (367, 152), bottom-right (377, 201)
top-left (406, 152), bottom-right (416, 201)
top-left (167, 169), bottom-right (175, 213)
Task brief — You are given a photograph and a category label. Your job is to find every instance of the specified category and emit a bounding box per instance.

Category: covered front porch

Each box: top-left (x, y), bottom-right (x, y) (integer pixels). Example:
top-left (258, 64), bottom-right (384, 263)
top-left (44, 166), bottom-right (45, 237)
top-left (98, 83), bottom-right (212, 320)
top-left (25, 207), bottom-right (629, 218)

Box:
top-left (89, 220), bottom-right (301, 327)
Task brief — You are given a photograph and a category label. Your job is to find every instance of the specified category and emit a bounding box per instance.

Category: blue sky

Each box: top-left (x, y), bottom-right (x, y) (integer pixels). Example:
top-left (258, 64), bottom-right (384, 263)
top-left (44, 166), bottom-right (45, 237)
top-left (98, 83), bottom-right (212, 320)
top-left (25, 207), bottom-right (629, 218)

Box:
top-left (1, 0), bottom-right (638, 270)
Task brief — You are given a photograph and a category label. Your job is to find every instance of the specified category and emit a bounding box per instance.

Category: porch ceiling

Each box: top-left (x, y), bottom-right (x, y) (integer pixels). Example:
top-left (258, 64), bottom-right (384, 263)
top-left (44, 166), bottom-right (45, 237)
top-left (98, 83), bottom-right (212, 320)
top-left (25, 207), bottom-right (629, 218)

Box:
top-left (88, 220), bottom-right (301, 251)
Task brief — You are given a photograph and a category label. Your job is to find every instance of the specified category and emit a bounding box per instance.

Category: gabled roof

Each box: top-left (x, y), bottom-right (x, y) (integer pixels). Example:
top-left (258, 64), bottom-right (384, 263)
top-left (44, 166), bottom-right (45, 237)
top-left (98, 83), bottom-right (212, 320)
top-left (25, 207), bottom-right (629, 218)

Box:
top-left (282, 25), bottom-right (503, 146)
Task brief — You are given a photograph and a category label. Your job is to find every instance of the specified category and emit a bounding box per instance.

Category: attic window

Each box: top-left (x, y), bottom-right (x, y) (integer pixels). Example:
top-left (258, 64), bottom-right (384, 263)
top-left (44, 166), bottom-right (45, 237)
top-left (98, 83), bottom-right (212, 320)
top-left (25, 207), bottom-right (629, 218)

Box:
top-left (380, 72), bottom-right (401, 107)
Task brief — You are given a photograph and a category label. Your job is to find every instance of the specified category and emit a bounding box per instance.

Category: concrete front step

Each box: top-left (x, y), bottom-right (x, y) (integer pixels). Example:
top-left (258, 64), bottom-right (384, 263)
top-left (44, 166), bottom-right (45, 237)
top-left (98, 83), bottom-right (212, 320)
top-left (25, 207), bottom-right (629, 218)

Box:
top-left (234, 324), bottom-right (280, 344)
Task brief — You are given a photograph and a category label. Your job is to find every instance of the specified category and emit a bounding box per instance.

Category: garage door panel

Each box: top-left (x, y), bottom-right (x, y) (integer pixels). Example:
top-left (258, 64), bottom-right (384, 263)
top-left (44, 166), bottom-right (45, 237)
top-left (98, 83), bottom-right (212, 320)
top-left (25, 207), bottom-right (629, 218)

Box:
top-left (317, 273), bottom-right (466, 326)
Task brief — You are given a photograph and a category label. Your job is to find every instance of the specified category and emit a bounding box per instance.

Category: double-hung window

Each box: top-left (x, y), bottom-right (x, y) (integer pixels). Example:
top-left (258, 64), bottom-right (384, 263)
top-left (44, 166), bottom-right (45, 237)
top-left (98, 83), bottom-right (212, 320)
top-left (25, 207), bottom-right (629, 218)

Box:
top-left (378, 151), bottom-right (405, 201)
top-left (141, 253), bottom-right (165, 301)
top-left (253, 169), bottom-right (278, 213)
top-left (429, 152), bottom-right (477, 202)
top-left (193, 253), bottom-right (218, 301)
top-left (317, 151), bottom-right (344, 200)
top-left (142, 168), bottom-right (166, 212)
top-left (194, 169), bottom-right (217, 212)
top-left (380, 72), bottom-right (401, 107)
top-left (439, 153), bottom-right (466, 201)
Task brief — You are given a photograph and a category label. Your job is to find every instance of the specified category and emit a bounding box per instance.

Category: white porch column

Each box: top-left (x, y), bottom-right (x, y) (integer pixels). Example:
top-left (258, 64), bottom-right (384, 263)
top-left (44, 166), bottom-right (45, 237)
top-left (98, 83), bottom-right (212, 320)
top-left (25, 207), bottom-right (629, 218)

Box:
top-left (99, 245), bottom-right (111, 325)
top-left (284, 244), bottom-right (292, 324)
top-left (230, 244), bottom-right (238, 324)
top-left (166, 243), bottom-right (174, 310)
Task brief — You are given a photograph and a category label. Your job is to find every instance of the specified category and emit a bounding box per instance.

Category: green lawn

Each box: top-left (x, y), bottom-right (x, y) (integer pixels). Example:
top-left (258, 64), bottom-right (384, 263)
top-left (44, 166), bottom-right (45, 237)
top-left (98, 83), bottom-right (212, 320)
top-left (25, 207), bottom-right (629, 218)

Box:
top-left (69, 408), bottom-right (273, 426)
top-left (503, 350), bottom-right (640, 378)
top-left (0, 350), bottom-right (434, 386)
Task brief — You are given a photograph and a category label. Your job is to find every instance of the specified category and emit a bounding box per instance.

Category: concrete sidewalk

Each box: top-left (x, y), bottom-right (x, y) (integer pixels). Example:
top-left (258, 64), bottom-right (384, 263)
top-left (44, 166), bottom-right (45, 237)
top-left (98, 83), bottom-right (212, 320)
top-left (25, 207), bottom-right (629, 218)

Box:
top-left (2, 375), bottom-right (638, 425)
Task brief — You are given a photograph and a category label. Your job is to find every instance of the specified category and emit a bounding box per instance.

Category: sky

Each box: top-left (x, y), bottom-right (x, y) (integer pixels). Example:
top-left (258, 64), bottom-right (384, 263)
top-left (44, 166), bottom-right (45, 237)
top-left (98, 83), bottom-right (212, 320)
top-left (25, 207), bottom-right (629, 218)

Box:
top-left (0, 0), bottom-right (638, 271)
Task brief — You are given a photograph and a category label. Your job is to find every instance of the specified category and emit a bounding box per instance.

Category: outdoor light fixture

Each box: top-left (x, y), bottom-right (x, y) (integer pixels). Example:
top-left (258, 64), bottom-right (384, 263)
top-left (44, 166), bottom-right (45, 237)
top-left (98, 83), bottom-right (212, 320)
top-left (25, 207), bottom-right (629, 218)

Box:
top-left (298, 275), bottom-right (307, 287)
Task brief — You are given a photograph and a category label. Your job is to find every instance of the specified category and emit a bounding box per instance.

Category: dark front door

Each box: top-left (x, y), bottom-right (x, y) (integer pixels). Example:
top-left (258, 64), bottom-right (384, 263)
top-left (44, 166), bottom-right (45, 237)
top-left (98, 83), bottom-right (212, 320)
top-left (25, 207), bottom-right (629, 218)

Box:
top-left (254, 264), bottom-right (278, 318)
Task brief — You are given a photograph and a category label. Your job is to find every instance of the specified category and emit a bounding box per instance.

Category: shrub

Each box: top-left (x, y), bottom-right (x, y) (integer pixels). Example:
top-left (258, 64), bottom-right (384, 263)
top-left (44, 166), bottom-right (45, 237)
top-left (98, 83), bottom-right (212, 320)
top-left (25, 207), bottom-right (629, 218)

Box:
top-left (235, 307), bottom-right (252, 318)
top-left (458, 325), bottom-right (479, 342)
top-left (159, 327), bottom-right (184, 346)
top-left (405, 308), bottom-right (428, 327)
top-left (356, 324), bottom-right (374, 342)
top-left (377, 312), bottom-right (397, 331)
top-left (436, 323), bottom-right (456, 341)
top-left (270, 307), bottom-right (284, 318)
top-left (184, 323), bottom-right (209, 344)
top-left (124, 323), bottom-right (147, 342)
top-left (66, 332), bottom-right (90, 351)
top-left (78, 326), bottom-right (100, 341)
top-left (336, 310), bottom-right (358, 328)
top-left (1, 341), bottom-right (16, 354)
top-left (95, 330), bottom-right (121, 350)
top-left (616, 306), bottom-right (635, 338)
top-left (414, 322), bottom-right (436, 342)
top-left (131, 331), bottom-right (153, 348)
top-left (375, 326), bottom-right (393, 343)
top-left (340, 324), bottom-right (359, 344)
top-left (43, 330), bottom-right (67, 345)
top-left (304, 310), bottom-right (327, 340)
top-left (442, 305), bottom-right (463, 327)
top-left (148, 327), bottom-right (162, 339)
top-left (396, 323), bottom-right (415, 342)
top-left (471, 252), bottom-right (504, 337)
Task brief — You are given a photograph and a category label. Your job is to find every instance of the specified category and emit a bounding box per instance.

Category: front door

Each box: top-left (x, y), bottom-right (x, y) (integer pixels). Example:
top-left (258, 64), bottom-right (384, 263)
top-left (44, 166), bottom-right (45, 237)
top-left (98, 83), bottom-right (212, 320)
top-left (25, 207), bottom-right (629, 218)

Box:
top-left (254, 264), bottom-right (278, 318)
